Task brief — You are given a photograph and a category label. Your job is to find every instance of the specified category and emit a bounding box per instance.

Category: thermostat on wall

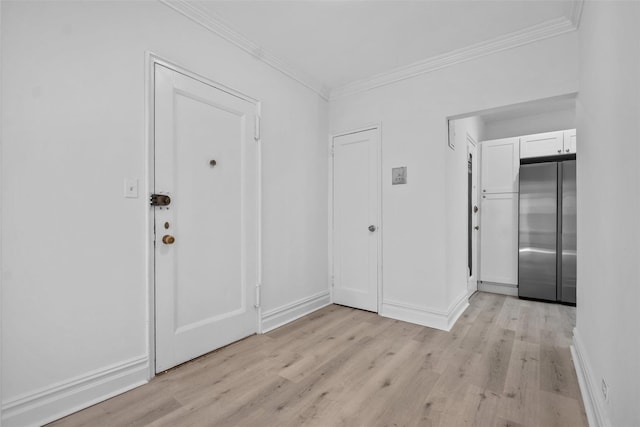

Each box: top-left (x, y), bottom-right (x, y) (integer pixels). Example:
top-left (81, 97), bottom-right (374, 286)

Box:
top-left (392, 167), bottom-right (407, 185)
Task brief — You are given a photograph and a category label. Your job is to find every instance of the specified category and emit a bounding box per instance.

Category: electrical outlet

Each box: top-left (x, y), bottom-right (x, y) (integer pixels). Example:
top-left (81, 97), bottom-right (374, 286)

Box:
top-left (601, 378), bottom-right (608, 402)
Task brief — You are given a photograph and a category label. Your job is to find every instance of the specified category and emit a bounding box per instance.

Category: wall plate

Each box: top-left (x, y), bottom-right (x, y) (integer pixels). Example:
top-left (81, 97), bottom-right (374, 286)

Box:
top-left (392, 167), bottom-right (407, 185)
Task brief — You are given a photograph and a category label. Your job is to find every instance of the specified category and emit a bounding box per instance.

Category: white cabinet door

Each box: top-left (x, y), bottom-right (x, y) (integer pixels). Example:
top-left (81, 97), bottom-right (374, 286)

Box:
top-left (480, 137), bottom-right (520, 194)
top-left (520, 131), bottom-right (564, 158)
top-left (564, 129), bottom-right (577, 154)
top-left (479, 193), bottom-right (518, 285)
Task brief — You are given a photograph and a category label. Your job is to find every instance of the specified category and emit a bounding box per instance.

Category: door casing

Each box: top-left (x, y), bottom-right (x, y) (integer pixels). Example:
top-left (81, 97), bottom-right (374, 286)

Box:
top-left (329, 124), bottom-right (383, 313)
top-left (145, 52), bottom-right (262, 379)
top-left (467, 134), bottom-right (479, 296)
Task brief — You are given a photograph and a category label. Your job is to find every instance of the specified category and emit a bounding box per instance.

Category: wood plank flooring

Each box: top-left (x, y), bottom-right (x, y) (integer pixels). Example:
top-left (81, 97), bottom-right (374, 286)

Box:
top-left (50, 292), bottom-right (587, 426)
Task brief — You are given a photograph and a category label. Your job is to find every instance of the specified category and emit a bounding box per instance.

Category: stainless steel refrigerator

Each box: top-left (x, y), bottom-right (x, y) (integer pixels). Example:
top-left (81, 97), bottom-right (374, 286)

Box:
top-left (518, 159), bottom-right (576, 304)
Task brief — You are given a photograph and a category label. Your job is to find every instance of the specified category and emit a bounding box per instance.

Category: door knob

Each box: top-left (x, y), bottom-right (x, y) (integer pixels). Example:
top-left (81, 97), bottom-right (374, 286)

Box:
top-left (162, 235), bottom-right (175, 244)
top-left (368, 225), bottom-right (377, 232)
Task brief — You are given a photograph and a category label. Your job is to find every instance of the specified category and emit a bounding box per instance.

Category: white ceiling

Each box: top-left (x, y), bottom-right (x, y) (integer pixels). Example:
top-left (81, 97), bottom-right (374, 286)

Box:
top-left (192, 1), bottom-right (575, 90)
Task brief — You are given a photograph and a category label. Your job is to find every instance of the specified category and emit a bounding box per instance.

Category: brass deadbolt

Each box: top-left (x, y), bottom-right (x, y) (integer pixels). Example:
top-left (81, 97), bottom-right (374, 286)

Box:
top-left (209, 159), bottom-right (217, 167)
top-left (162, 235), bottom-right (175, 245)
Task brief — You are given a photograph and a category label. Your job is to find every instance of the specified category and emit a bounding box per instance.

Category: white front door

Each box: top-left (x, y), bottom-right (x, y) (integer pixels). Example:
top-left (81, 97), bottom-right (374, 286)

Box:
top-left (154, 64), bottom-right (258, 372)
top-left (468, 139), bottom-right (479, 296)
top-left (332, 128), bottom-right (380, 312)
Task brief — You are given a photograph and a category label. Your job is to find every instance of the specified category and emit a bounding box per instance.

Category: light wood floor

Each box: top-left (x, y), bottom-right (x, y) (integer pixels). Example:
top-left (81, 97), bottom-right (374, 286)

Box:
top-left (50, 292), bottom-right (587, 426)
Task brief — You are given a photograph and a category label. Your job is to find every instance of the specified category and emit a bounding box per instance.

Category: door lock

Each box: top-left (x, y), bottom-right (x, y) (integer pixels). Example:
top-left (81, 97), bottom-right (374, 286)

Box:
top-left (150, 194), bottom-right (171, 206)
top-left (368, 225), bottom-right (377, 232)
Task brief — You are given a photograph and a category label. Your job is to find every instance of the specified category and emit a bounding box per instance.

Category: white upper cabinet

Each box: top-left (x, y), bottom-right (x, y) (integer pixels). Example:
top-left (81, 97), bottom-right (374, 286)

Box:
top-left (480, 137), bottom-right (520, 194)
top-left (520, 129), bottom-right (577, 158)
top-left (564, 129), bottom-right (577, 154)
top-left (520, 131), bottom-right (564, 158)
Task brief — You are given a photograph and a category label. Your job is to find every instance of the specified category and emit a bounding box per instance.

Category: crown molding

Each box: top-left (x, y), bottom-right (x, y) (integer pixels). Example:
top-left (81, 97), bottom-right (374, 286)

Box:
top-left (159, 0), bottom-right (330, 100)
top-left (330, 16), bottom-right (578, 101)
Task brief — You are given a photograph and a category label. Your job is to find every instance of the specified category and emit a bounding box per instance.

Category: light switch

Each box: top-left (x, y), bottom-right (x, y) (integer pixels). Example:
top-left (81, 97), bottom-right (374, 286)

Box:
top-left (124, 178), bottom-right (138, 198)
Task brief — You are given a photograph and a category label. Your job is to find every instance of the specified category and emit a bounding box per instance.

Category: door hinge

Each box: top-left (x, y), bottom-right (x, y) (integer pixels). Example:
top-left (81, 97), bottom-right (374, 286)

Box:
top-left (254, 116), bottom-right (261, 141)
top-left (254, 283), bottom-right (261, 308)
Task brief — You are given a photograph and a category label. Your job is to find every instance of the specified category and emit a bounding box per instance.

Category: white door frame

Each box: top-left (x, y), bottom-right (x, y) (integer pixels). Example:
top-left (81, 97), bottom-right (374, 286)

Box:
top-left (145, 52), bottom-right (262, 379)
top-left (467, 133), bottom-right (479, 297)
top-left (328, 124), bottom-right (383, 313)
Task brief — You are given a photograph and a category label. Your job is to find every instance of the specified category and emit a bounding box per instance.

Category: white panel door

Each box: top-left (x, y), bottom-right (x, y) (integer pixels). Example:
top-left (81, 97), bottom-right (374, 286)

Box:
top-left (333, 128), bottom-right (380, 312)
top-left (520, 131), bottom-right (564, 158)
top-left (479, 192), bottom-right (518, 285)
top-left (154, 64), bottom-right (258, 372)
top-left (480, 137), bottom-right (520, 193)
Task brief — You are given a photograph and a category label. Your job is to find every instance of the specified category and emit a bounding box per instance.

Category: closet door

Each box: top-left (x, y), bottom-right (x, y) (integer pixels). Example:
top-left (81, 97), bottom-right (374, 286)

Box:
top-left (480, 192), bottom-right (518, 285)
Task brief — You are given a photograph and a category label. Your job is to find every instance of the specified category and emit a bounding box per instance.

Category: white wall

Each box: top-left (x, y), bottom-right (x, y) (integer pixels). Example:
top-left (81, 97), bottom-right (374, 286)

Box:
top-left (484, 106), bottom-right (575, 140)
top-left (330, 31), bottom-right (578, 330)
top-left (573, 2), bottom-right (640, 426)
top-left (1, 1), bottom-right (328, 425)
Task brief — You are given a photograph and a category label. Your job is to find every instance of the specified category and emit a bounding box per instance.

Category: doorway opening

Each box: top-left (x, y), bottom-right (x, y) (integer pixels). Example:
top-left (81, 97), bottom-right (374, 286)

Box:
top-left (448, 93), bottom-right (577, 301)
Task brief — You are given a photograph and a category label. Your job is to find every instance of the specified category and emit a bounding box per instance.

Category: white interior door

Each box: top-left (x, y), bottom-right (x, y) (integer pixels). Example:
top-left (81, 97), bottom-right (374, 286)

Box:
top-left (468, 140), bottom-right (479, 296)
top-left (332, 128), bottom-right (380, 312)
top-left (154, 64), bottom-right (258, 372)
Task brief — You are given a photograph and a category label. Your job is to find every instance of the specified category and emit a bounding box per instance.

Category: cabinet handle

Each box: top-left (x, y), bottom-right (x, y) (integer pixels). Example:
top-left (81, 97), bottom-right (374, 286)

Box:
top-left (557, 149), bottom-right (561, 153)
top-left (566, 149), bottom-right (570, 153)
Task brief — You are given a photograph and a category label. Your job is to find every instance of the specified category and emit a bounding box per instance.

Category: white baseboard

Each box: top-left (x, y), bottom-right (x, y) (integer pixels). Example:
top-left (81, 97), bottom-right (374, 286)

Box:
top-left (261, 290), bottom-right (331, 333)
top-left (571, 328), bottom-right (611, 427)
top-left (1, 355), bottom-right (148, 427)
top-left (446, 292), bottom-right (470, 330)
top-left (478, 281), bottom-right (518, 296)
top-left (381, 293), bottom-right (469, 332)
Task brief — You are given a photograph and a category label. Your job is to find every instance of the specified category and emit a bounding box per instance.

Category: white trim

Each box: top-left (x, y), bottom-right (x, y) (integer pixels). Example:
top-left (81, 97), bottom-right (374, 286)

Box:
top-left (571, 328), bottom-right (611, 427)
top-left (0, 1), bottom-right (4, 424)
top-left (381, 292), bottom-right (469, 332)
top-left (327, 134), bottom-right (335, 304)
top-left (478, 281), bottom-right (519, 296)
top-left (330, 125), bottom-right (383, 313)
top-left (261, 291), bottom-right (331, 333)
top-left (1, 356), bottom-right (148, 427)
top-left (331, 123), bottom-right (381, 139)
top-left (145, 52), bottom-right (262, 372)
top-left (158, 0), bottom-right (329, 100)
top-left (569, 0), bottom-right (585, 29)
top-left (330, 16), bottom-right (577, 100)
top-left (144, 52), bottom-right (157, 379)
top-left (446, 291), bottom-right (470, 330)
